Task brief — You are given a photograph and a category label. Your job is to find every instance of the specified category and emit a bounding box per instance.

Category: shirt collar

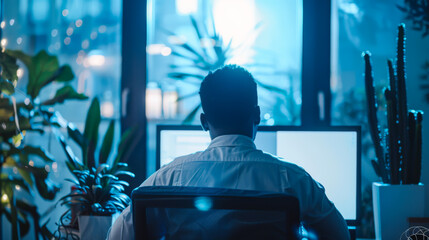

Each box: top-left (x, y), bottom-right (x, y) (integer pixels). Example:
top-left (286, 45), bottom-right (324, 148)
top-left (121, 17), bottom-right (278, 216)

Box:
top-left (207, 134), bottom-right (256, 149)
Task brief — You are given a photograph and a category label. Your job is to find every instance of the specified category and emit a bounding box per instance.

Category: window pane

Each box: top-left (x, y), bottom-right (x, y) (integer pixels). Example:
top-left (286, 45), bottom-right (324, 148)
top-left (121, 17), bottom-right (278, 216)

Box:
top-left (329, 0), bottom-right (429, 237)
top-left (331, 0), bottom-right (404, 185)
top-left (146, 0), bottom-right (303, 175)
top-left (2, 0), bottom-right (122, 121)
top-left (147, 0), bottom-right (303, 125)
top-left (1, 0), bottom-right (122, 235)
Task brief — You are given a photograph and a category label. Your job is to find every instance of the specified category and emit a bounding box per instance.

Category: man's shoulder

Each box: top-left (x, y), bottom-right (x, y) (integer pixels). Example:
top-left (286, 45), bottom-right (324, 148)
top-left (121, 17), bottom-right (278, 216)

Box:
top-left (154, 151), bottom-right (206, 175)
top-left (167, 151), bottom-right (205, 167)
top-left (256, 151), bottom-right (310, 176)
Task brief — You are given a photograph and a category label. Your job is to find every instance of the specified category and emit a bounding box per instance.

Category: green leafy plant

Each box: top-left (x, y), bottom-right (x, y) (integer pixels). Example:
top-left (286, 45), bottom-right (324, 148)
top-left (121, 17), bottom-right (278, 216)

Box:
top-left (55, 98), bottom-right (136, 233)
top-left (0, 49), bottom-right (87, 239)
top-left (364, 24), bottom-right (423, 184)
top-left (60, 167), bottom-right (131, 217)
top-left (165, 16), bottom-right (295, 124)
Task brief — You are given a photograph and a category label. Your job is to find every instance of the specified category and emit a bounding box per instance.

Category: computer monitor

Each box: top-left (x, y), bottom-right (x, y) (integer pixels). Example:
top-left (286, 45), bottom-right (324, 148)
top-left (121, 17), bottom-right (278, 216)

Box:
top-left (156, 125), bottom-right (361, 225)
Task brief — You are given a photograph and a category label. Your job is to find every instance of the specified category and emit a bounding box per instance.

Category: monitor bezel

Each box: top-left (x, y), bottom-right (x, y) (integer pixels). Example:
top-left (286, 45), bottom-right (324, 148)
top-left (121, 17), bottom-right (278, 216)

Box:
top-left (156, 124), bottom-right (361, 226)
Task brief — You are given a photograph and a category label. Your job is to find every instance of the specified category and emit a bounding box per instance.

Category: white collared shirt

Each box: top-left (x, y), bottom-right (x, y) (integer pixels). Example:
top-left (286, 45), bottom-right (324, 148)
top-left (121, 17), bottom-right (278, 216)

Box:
top-left (107, 134), bottom-right (335, 239)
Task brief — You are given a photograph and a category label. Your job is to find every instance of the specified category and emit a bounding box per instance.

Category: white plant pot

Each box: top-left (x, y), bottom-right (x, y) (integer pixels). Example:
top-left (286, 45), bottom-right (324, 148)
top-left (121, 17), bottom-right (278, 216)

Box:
top-left (372, 182), bottom-right (425, 240)
top-left (78, 215), bottom-right (114, 240)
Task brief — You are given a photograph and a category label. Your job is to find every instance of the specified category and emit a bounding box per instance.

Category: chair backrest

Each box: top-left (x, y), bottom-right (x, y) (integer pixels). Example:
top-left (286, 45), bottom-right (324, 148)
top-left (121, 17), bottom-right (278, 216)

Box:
top-left (132, 186), bottom-right (301, 240)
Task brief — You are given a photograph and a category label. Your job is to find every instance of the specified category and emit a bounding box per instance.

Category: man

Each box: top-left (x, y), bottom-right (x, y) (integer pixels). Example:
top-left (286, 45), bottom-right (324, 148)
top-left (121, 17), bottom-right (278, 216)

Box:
top-left (108, 65), bottom-right (350, 239)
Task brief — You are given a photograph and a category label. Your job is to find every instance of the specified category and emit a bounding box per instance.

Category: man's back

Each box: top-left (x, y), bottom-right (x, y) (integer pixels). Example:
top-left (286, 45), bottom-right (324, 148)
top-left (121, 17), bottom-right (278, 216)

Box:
top-left (107, 134), bottom-right (350, 239)
top-left (144, 135), bottom-right (334, 224)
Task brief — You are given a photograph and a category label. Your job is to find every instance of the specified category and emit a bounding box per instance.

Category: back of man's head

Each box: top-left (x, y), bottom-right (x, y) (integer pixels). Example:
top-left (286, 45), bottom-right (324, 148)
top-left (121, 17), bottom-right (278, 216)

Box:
top-left (199, 65), bottom-right (258, 130)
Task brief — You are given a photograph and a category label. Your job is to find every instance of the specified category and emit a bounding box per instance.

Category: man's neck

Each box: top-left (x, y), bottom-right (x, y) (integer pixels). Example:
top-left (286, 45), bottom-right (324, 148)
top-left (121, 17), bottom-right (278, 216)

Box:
top-left (209, 127), bottom-right (255, 140)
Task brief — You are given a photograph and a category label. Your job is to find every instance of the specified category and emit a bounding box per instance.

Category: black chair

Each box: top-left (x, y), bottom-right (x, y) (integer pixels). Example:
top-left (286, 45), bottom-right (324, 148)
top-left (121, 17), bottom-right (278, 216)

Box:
top-left (132, 186), bottom-right (301, 240)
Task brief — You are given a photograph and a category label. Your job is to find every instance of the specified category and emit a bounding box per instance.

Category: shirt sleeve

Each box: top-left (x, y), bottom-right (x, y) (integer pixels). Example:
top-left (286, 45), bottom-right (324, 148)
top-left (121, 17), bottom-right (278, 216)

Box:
top-left (106, 206), bottom-right (134, 240)
top-left (298, 175), bottom-right (335, 225)
top-left (106, 172), bottom-right (159, 240)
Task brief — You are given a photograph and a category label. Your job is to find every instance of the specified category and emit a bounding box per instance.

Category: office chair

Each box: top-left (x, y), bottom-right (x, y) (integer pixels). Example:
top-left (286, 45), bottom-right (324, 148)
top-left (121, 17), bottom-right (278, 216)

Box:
top-left (132, 186), bottom-right (301, 239)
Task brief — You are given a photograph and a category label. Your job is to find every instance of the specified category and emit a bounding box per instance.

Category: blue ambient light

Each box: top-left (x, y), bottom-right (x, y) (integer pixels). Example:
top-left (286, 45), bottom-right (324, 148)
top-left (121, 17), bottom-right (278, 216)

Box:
top-left (194, 196), bottom-right (213, 211)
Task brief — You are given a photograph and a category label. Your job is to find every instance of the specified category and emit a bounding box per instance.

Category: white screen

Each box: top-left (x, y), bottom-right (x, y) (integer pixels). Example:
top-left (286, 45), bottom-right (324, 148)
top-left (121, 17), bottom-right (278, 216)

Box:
top-left (276, 131), bottom-right (357, 220)
top-left (160, 130), bottom-right (211, 167)
top-left (159, 129), bottom-right (357, 220)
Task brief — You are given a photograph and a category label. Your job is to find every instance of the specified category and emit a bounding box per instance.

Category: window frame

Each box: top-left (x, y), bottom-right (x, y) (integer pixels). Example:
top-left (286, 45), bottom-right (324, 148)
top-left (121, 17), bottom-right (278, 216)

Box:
top-left (121, 0), bottom-right (332, 184)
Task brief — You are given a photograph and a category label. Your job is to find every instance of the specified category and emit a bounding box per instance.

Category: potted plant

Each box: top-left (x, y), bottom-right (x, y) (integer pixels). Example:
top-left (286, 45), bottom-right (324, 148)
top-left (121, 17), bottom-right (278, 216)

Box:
top-left (56, 98), bottom-right (136, 240)
top-left (364, 24), bottom-right (425, 240)
top-left (1, 49), bottom-right (87, 239)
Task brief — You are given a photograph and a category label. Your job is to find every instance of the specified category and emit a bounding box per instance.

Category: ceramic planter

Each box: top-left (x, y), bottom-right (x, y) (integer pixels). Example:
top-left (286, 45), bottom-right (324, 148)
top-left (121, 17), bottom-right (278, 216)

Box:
top-left (78, 215), bottom-right (114, 240)
top-left (372, 182), bottom-right (425, 240)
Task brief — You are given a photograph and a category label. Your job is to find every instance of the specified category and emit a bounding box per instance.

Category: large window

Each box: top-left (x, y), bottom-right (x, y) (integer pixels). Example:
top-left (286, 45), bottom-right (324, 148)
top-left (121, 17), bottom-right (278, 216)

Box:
top-left (1, 0), bottom-right (122, 235)
top-left (331, 0), bottom-right (407, 195)
top-left (146, 0), bottom-right (303, 125)
top-left (331, 0), bottom-right (429, 237)
top-left (146, 0), bottom-right (303, 174)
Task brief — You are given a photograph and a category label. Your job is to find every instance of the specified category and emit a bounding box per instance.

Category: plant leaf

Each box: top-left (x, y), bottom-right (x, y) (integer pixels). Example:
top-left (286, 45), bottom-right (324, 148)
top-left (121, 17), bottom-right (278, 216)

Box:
top-left (52, 128), bottom-right (83, 172)
top-left (6, 49), bottom-right (32, 67)
top-left (83, 98), bottom-right (101, 169)
top-left (3, 184), bottom-right (20, 239)
top-left (112, 126), bottom-right (140, 169)
top-left (42, 85), bottom-right (88, 105)
top-left (0, 51), bottom-right (19, 83)
top-left (22, 146), bottom-right (54, 162)
top-left (38, 65), bottom-right (75, 90)
top-left (255, 79), bottom-right (288, 94)
top-left (0, 78), bottom-right (15, 95)
top-left (190, 16), bottom-right (209, 59)
top-left (34, 176), bottom-right (60, 200)
top-left (53, 65), bottom-right (74, 82)
top-left (170, 51), bottom-right (200, 63)
top-left (18, 168), bottom-right (34, 188)
top-left (67, 122), bottom-right (86, 146)
top-left (40, 220), bottom-right (55, 239)
top-left (114, 170), bottom-right (135, 178)
top-left (182, 104), bottom-right (201, 124)
top-left (168, 72), bottom-right (205, 80)
top-left (99, 120), bottom-right (115, 165)
top-left (177, 91), bottom-right (199, 102)
top-left (27, 50), bottom-right (60, 98)
top-left (2, 177), bottom-right (31, 193)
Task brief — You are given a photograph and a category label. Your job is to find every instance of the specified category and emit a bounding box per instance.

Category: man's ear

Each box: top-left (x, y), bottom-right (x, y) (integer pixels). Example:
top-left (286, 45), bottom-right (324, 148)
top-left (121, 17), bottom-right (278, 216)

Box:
top-left (200, 113), bottom-right (210, 131)
top-left (254, 106), bottom-right (261, 125)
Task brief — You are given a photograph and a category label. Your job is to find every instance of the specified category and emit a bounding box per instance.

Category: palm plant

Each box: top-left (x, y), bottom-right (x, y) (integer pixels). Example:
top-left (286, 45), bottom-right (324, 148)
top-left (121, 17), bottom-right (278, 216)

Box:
top-left (1, 49), bottom-right (87, 239)
top-left (165, 16), bottom-right (294, 123)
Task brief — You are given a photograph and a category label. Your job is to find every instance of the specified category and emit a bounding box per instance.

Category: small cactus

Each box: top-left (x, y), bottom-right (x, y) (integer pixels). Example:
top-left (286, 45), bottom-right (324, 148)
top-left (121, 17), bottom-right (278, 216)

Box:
top-left (364, 24), bottom-right (423, 184)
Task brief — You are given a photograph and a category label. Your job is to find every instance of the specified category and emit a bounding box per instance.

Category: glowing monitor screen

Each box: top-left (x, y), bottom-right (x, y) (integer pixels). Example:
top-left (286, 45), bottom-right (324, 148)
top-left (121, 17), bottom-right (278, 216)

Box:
top-left (156, 125), bottom-right (360, 224)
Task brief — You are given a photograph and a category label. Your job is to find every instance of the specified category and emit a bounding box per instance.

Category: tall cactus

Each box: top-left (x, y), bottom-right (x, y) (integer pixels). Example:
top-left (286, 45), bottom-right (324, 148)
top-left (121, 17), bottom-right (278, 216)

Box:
top-left (364, 52), bottom-right (388, 183)
top-left (404, 110), bottom-right (423, 184)
top-left (385, 59), bottom-right (400, 184)
top-left (396, 24), bottom-right (409, 185)
top-left (364, 24), bottom-right (424, 184)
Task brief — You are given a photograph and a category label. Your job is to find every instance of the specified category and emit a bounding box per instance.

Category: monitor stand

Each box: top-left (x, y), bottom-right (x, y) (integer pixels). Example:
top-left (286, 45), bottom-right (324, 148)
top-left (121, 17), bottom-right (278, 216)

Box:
top-left (348, 226), bottom-right (356, 240)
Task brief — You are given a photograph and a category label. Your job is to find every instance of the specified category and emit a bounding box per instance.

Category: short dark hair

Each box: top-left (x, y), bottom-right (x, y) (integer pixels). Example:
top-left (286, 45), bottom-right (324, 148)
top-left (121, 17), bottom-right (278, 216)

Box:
top-left (199, 65), bottom-right (258, 127)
